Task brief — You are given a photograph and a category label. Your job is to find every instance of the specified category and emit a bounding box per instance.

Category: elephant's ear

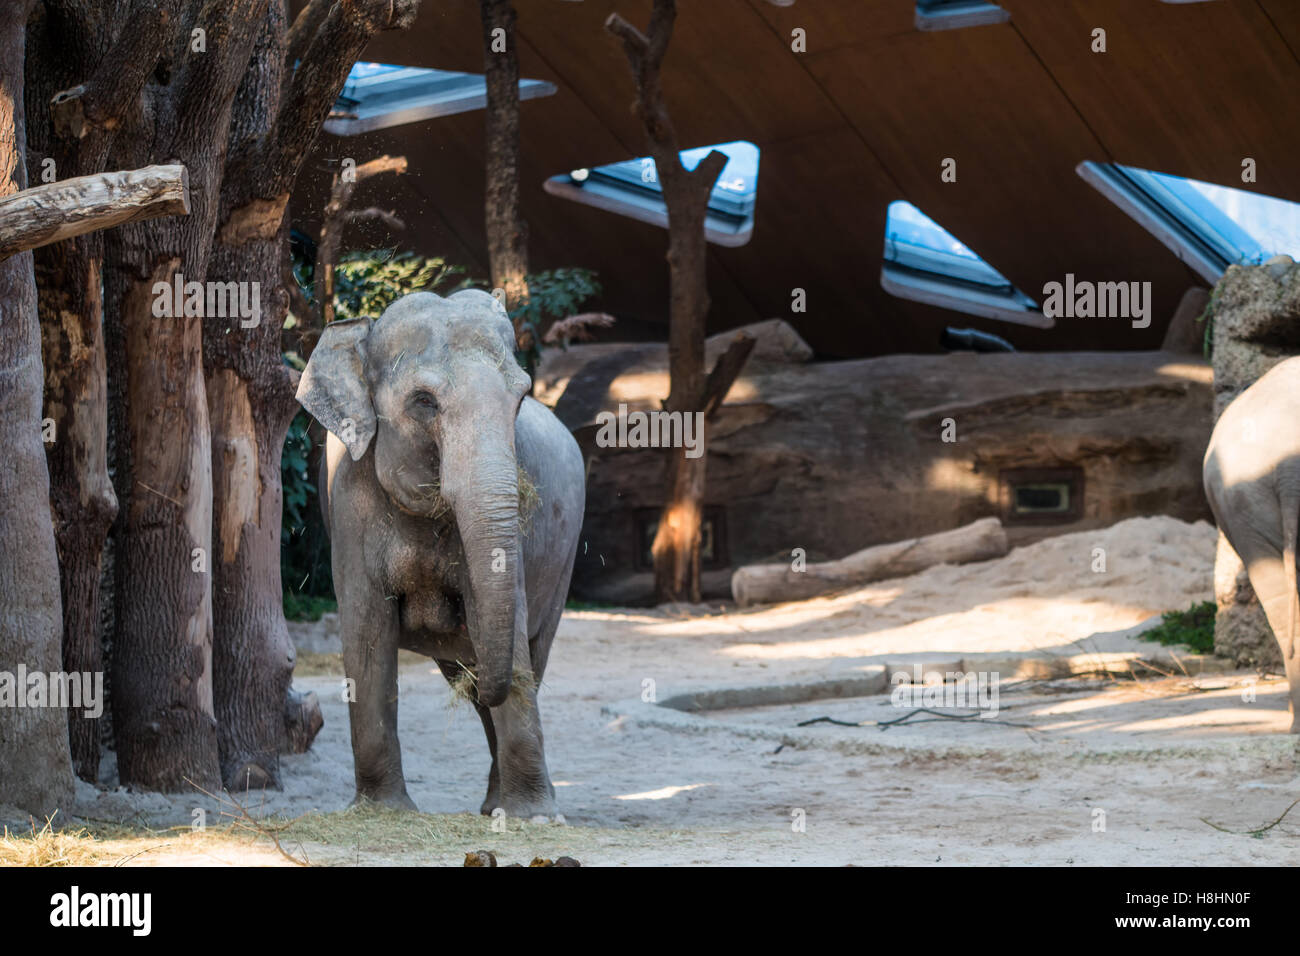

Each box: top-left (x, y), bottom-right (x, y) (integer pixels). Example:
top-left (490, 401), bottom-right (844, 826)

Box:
top-left (296, 317), bottom-right (376, 461)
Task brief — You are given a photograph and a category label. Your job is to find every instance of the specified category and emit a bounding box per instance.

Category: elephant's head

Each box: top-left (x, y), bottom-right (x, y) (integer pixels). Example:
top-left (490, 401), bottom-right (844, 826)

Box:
top-left (297, 290), bottom-right (531, 707)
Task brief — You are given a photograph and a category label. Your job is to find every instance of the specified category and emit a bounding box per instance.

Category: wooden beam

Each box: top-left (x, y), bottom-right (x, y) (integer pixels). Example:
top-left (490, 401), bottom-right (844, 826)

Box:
top-left (0, 164), bottom-right (189, 261)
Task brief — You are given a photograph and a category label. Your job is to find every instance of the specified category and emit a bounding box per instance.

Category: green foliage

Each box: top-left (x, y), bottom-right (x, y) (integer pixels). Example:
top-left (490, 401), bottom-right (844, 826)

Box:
top-left (284, 592), bottom-right (338, 623)
top-left (1143, 601), bottom-right (1217, 655)
top-left (511, 268), bottom-right (601, 371)
top-left (281, 411), bottom-right (332, 617)
top-left (329, 249), bottom-right (476, 321)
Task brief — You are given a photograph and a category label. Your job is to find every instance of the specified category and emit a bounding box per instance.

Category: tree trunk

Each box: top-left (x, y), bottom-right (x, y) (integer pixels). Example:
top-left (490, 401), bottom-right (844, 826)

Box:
top-left (24, 0), bottom-right (178, 783)
top-left (103, 0), bottom-right (274, 792)
top-left (204, 0), bottom-right (418, 789)
top-left (607, 4), bottom-right (732, 604)
top-left (0, 0), bottom-right (76, 815)
top-left (480, 0), bottom-right (531, 354)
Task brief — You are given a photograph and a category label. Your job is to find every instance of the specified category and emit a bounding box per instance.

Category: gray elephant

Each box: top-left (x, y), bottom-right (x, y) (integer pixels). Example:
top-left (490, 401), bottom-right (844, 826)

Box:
top-left (1203, 355), bottom-right (1300, 730)
top-left (296, 289), bottom-right (584, 819)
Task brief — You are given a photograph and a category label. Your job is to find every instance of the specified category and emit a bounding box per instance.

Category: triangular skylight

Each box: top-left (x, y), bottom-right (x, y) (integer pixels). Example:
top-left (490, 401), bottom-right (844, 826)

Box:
top-left (881, 200), bottom-right (1046, 327)
top-left (543, 141), bottom-right (760, 247)
top-left (324, 62), bottom-right (556, 136)
top-left (1077, 161), bottom-right (1300, 283)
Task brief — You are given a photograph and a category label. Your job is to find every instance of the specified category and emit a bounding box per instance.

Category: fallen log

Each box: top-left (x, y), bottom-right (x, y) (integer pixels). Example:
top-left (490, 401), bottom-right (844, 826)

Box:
top-left (731, 516), bottom-right (1009, 607)
top-left (0, 163), bottom-right (189, 260)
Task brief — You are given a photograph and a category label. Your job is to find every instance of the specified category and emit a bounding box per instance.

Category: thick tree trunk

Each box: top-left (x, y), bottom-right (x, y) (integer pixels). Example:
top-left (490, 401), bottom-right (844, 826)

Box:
top-left (0, 0), bottom-right (76, 815)
top-left (480, 0), bottom-right (531, 355)
top-left (204, 0), bottom-right (417, 789)
top-left (24, 0), bottom-right (178, 783)
top-left (103, 0), bottom-right (273, 792)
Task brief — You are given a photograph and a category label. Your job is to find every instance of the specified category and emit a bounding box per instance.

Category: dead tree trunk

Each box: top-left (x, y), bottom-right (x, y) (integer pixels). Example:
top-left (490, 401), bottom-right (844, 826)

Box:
top-left (0, 0), bottom-right (75, 815)
top-left (23, 0), bottom-right (181, 782)
top-left (204, 0), bottom-right (418, 789)
top-left (103, 0), bottom-right (274, 793)
top-left (480, 0), bottom-right (531, 354)
top-left (607, 2), bottom-right (746, 604)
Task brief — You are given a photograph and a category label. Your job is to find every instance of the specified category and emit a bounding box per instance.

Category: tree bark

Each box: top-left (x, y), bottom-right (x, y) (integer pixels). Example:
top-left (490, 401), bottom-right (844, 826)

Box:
top-left (480, 0), bottom-right (531, 354)
top-left (103, 0), bottom-right (275, 792)
top-left (0, 0), bottom-right (76, 815)
top-left (25, 0), bottom-right (179, 783)
top-left (607, 3), bottom-right (734, 604)
top-left (731, 518), bottom-right (1010, 607)
top-left (205, 0), bottom-right (418, 789)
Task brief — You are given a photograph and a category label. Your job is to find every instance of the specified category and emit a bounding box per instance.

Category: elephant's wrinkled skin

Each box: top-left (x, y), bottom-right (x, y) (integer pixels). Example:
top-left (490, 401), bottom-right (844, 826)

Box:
top-left (296, 290), bottom-right (584, 818)
top-left (1203, 356), bottom-right (1300, 731)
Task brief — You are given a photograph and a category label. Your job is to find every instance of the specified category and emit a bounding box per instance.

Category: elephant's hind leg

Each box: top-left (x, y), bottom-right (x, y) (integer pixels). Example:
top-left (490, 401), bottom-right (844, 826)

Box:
top-left (436, 659), bottom-right (502, 814)
top-left (1242, 548), bottom-right (1300, 732)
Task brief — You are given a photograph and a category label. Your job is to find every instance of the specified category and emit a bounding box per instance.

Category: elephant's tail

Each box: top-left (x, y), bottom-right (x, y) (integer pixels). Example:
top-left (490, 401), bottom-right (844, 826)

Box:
top-left (1284, 494), bottom-right (1299, 660)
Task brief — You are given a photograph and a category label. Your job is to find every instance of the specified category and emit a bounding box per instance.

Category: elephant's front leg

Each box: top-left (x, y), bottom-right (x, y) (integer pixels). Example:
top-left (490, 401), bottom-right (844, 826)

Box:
top-left (341, 587), bottom-right (416, 810)
top-left (488, 669), bottom-right (557, 821)
top-left (484, 576), bottom-right (557, 821)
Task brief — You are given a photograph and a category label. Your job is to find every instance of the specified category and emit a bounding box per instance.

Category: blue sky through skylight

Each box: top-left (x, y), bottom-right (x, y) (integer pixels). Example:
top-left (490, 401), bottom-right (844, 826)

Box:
top-left (884, 200), bottom-right (1014, 290)
top-left (1122, 165), bottom-right (1300, 264)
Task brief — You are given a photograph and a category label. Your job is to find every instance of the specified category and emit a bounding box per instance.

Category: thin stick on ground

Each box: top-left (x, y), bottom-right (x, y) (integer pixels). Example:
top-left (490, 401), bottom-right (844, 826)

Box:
top-left (796, 708), bottom-right (1031, 730)
top-left (186, 779), bottom-right (310, 866)
top-left (1202, 795), bottom-right (1300, 837)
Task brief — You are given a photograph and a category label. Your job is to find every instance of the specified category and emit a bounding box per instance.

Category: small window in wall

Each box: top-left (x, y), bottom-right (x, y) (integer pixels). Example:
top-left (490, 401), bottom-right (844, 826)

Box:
top-left (1077, 161), bottom-right (1300, 284)
top-left (324, 62), bottom-right (556, 135)
top-left (916, 0), bottom-right (1010, 31)
top-left (544, 141), bottom-right (759, 247)
top-left (635, 508), bottom-right (729, 571)
top-left (999, 468), bottom-right (1084, 525)
top-left (881, 200), bottom-right (1049, 328)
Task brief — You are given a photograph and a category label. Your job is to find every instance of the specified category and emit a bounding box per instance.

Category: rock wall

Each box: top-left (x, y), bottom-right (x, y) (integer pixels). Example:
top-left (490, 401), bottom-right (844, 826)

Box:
top-left (1209, 255), bottom-right (1300, 668)
top-left (538, 324), bottom-right (1215, 605)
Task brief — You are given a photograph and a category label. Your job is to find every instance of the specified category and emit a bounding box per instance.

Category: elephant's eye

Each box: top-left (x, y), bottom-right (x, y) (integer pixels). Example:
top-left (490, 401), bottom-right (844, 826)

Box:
top-left (411, 391), bottom-right (438, 412)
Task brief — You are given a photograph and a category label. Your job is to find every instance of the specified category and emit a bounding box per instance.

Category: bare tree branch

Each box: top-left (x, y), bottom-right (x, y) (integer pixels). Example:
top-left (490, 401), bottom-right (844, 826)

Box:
top-left (313, 154), bottom-right (408, 327)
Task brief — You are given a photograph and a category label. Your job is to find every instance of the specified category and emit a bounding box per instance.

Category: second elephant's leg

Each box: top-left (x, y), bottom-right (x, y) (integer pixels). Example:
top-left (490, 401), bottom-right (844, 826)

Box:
top-left (1244, 549), bottom-right (1300, 731)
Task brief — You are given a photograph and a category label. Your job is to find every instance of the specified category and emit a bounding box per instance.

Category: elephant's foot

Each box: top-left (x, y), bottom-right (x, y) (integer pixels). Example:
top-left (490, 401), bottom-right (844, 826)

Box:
top-left (482, 788), bottom-right (559, 822)
top-left (352, 787), bottom-right (418, 812)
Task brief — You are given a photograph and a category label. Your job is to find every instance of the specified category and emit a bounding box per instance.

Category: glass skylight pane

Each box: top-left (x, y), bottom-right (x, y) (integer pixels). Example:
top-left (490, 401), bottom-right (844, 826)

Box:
top-left (324, 61), bottom-right (557, 135)
top-left (1122, 166), bottom-right (1300, 264)
top-left (544, 141), bottom-right (760, 247)
top-left (884, 200), bottom-right (1012, 290)
top-left (880, 200), bottom-right (1044, 327)
top-left (915, 0), bottom-right (1009, 30)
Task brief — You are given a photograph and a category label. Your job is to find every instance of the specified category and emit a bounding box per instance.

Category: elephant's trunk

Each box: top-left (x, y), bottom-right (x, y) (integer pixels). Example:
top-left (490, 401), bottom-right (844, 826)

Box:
top-left (441, 438), bottom-right (520, 709)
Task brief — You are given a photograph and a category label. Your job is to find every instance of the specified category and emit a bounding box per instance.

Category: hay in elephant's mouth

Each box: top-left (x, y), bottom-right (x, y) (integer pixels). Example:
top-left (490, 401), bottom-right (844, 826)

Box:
top-left (517, 464), bottom-right (540, 532)
top-left (411, 465), bottom-right (537, 528)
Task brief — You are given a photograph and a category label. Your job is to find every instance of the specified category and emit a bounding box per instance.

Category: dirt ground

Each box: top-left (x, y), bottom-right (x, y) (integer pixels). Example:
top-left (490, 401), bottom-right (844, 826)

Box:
top-left (9, 515), bottom-right (1300, 866)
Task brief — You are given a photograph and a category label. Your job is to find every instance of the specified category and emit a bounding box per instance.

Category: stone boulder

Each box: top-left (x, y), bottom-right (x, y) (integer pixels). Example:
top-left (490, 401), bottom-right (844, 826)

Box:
top-left (1208, 255), bottom-right (1300, 668)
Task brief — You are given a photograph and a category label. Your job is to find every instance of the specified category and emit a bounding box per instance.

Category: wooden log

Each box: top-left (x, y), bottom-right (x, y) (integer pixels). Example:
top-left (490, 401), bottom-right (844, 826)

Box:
top-left (731, 516), bottom-right (1009, 607)
top-left (0, 164), bottom-right (188, 260)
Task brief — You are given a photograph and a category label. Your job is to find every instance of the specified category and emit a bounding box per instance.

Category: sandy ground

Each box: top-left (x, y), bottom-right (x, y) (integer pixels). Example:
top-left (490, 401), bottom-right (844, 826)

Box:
top-left (12, 515), bottom-right (1300, 866)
